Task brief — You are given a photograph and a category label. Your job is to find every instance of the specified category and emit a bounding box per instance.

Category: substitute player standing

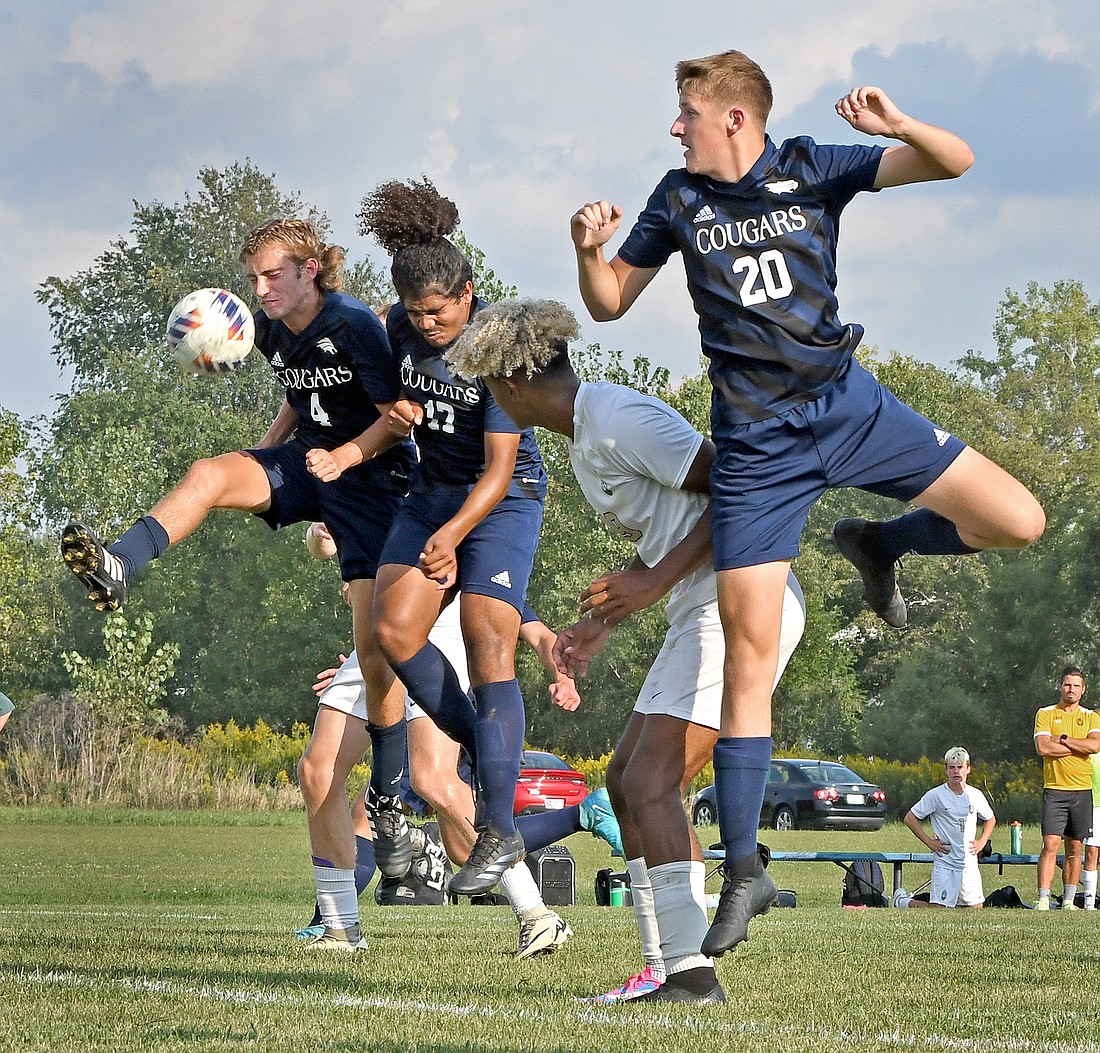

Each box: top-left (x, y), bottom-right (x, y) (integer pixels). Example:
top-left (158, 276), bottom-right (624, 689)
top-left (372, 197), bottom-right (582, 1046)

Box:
top-left (570, 49), bottom-right (1044, 956)
top-left (896, 747), bottom-right (995, 909)
top-left (447, 298), bottom-right (805, 1002)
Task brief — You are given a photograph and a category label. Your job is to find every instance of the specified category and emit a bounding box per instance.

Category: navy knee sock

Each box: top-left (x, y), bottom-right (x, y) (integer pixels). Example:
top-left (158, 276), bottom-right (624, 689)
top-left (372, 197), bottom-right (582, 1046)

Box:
top-left (713, 736), bottom-right (772, 864)
top-left (516, 805), bottom-right (581, 853)
top-left (111, 515), bottom-right (170, 578)
top-left (391, 643), bottom-right (478, 761)
top-left (354, 834), bottom-right (377, 894)
top-left (368, 717), bottom-right (407, 797)
top-left (472, 680), bottom-right (525, 835)
top-left (879, 508), bottom-right (979, 562)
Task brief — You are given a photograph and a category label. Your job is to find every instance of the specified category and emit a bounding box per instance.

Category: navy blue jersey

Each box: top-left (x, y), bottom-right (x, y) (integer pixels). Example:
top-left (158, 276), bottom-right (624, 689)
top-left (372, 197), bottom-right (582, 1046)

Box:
top-left (254, 290), bottom-right (415, 482)
top-left (387, 299), bottom-right (546, 500)
top-left (618, 136), bottom-right (884, 429)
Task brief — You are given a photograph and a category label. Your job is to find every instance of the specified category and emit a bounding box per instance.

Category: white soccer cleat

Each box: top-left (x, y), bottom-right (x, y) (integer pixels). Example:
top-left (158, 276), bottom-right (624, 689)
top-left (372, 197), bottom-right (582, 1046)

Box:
top-left (303, 923), bottom-right (368, 951)
top-left (515, 910), bottom-right (572, 959)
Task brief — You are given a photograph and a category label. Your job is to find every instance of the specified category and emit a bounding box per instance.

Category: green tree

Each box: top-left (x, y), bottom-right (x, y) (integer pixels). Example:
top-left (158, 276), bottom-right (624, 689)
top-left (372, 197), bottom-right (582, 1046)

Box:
top-left (63, 612), bottom-right (178, 732)
top-left (31, 162), bottom-right (387, 728)
top-left (853, 281), bottom-right (1100, 762)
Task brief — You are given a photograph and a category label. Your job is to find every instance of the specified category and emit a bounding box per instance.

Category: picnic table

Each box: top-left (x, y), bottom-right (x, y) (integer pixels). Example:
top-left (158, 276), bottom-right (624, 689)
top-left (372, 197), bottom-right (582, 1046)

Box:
top-left (702, 848), bottom-right (1046, 896)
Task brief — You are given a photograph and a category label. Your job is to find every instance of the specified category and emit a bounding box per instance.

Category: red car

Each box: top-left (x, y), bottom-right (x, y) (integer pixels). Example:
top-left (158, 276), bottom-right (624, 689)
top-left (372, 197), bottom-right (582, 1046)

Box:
top-left (514, 750), bottom-right (588, 814)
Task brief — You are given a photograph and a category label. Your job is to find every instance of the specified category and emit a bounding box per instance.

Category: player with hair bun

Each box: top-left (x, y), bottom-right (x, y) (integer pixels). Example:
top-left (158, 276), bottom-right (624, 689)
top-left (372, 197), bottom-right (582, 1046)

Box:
top-left (314, 178), bottom-right (556, 897)
top-left (61, 217), bottom-right (418, 951)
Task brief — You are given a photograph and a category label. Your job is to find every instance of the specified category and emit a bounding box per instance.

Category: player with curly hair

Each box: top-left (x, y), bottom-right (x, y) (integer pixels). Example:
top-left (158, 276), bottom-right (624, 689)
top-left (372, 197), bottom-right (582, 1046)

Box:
top-left (447, 297), bottom-right (805, 1003)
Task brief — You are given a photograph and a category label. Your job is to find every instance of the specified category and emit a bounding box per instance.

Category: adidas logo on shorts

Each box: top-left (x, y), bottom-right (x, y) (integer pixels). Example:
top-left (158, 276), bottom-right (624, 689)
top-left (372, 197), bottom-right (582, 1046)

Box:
top-left (693, 205), bottom-right (716, 223)
top-left (933, 428), bottom-right (951, 447)
top-left (490, 570), bottom-right (513, 589)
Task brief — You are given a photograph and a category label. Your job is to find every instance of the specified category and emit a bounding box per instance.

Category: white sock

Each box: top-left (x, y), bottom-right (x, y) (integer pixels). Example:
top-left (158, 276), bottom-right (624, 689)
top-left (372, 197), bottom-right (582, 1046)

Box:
top-left (500, 861), bottom-right (546, 918)
top-left (627, 857), bottom-right (665, 983)
top-left (1038, 888), bottom-right (1051, 902)
top-left (1064, 883), bottom-right (1078, 904)
top-left (1083, 869), bottom-right (1097, 907)
top-left (649, 860), bottom-right (711, 975)
top-left (313, 862), bottom-right (358, 929)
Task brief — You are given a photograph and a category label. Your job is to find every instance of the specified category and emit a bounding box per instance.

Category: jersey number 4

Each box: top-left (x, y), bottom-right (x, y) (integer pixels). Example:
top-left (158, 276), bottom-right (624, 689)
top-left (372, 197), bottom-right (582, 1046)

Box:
top-left (310, 392), bottom-right (331, 427)
top-left (733, 249), bottom-right (794, 306)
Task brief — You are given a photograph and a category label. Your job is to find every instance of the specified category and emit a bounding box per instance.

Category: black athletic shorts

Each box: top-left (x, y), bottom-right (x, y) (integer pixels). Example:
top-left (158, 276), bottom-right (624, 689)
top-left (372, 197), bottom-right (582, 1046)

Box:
top-left (1041, 788), bottom-right (1093, 841)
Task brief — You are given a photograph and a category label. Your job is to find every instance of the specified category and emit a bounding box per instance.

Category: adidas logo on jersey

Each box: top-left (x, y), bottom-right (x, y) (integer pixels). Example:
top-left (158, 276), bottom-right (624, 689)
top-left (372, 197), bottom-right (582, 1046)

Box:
top-left (490, 570), bottom-right (513, 589)
top-left (692, 205), bottom-right (716, 224)
top-left (271, 351), bottom-right (285, 368)
top-left (933, 428), bottom-right (951, 447)
top-left (317, 338), bottom-right (338, 357)
top-left (764, 179), bottom-right (800, 195)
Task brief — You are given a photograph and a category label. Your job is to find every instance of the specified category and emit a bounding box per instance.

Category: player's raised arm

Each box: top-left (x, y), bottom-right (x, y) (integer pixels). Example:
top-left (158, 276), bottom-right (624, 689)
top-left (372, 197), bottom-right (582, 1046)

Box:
top-left (835, 86), bottom-right (974, 188)
top-left (571, 200), bottom-right (659, 321)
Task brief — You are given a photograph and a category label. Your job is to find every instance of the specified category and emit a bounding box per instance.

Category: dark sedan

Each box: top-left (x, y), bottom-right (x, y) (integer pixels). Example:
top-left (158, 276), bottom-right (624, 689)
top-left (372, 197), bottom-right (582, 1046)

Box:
top-left (692, 758), bottom-right (887, 831)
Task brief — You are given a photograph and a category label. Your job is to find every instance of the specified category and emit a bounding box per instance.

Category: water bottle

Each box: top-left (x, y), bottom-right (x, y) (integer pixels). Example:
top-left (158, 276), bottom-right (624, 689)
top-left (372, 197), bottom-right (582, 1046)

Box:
top-left (1010, 821), bottom-right (1022, 855)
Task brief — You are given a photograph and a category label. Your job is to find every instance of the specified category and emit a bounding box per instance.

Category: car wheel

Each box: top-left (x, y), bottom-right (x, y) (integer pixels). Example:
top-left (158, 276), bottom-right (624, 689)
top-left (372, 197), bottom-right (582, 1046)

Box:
top-left (693, 800), bottom-right (716, 826)
top-left (773, 805), bottom-right (795, 832)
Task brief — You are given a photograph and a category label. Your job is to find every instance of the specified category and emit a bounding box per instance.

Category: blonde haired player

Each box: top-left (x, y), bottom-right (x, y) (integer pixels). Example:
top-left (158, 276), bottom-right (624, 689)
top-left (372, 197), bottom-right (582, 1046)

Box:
top-left (897, 747), bottom-right (995, 909)
top-left (570, 48), bottom-right (1043, 956)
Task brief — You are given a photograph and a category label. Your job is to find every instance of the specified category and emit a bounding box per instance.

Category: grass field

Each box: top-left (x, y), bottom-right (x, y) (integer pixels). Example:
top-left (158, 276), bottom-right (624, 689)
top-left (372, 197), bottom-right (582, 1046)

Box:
top-left (2, 806), bottom-right (1096, 1053)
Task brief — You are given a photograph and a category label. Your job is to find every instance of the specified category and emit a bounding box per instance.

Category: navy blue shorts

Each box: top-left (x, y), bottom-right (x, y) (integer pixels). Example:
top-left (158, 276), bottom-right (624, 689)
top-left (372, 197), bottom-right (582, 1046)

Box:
top-left (711, 358), bottom-right (966, 570)
top-left (379, 489), bottom-right (543, 615)
top-left (247, 439), bottom-right (407, 581)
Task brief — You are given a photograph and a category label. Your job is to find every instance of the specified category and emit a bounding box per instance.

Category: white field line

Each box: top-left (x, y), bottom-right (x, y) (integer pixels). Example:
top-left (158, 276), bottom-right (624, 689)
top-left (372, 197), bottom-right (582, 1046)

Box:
top-left (9, 966), bottom-right (1100, 1053)
top-left (0, 908), bottom-right (220, 921)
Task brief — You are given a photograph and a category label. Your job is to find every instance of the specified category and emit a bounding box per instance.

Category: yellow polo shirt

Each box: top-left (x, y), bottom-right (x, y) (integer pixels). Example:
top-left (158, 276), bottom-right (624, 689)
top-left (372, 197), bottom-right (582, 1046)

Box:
top-left (1034, 703), bottom-right (1100, 790)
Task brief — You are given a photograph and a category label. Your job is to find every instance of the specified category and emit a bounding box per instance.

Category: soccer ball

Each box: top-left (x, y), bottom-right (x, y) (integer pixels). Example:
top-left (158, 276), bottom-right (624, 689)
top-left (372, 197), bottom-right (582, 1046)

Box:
top-left (165, 288), bottom-right (255, 375)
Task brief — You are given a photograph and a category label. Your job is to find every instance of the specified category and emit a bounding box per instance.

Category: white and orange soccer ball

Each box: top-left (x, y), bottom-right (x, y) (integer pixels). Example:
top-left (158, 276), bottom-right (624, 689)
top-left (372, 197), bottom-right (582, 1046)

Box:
top-left (165, 288), bottom-right (255, 375)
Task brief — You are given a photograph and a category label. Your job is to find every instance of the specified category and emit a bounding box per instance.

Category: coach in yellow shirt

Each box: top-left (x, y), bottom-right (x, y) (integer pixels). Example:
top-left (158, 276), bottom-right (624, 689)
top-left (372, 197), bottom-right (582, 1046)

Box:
top-left (1034, 665), bottom-right (1100, 909)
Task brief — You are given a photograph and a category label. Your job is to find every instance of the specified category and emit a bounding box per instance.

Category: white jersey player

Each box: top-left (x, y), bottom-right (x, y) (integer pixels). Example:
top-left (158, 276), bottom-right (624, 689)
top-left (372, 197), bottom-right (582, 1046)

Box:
top-left (446, 297), bottom-right (806, 1004)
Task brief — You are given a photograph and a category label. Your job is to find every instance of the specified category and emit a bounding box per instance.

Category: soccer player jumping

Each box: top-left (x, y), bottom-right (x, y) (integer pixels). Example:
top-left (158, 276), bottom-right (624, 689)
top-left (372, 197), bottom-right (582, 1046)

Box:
top-left (570, 50), bottom-right (1044, 957)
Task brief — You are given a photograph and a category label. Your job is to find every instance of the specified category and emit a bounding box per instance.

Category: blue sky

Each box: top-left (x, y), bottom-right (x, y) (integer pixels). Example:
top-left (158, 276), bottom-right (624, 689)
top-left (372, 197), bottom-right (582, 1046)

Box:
top-left (2, 0), bottom-right (1097, 423)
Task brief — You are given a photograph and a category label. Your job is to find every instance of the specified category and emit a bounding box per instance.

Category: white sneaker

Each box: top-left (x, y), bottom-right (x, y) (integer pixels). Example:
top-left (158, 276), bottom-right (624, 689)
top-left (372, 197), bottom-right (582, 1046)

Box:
top-left (1062, 900), bottom-right (1079, 911)
top-left (303, 923), bottom-right (368, 951)
top-left (516, 910), bottom-right (572, 959)
top-left (891, 887), bottom-right (911, 909)
top-left (1034, 898), bottom-right (1050, 911)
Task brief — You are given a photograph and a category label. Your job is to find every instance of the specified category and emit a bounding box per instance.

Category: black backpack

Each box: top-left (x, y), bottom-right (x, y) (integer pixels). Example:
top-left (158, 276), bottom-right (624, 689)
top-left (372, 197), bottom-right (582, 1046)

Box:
top-left (842, 859), bottom-right (887, 907)
top-left (984, 885), bottom-right (1027, 908)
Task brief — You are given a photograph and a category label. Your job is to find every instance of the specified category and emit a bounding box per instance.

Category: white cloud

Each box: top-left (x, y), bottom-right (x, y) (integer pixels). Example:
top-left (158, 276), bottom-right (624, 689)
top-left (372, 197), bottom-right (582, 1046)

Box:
top-left (2, 0), bottom-right (1096, 422)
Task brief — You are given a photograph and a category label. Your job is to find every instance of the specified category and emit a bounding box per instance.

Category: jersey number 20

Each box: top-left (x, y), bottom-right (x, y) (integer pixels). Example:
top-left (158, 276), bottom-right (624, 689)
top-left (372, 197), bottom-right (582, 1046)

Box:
top-left (733, 249), bottom-right (794, 306)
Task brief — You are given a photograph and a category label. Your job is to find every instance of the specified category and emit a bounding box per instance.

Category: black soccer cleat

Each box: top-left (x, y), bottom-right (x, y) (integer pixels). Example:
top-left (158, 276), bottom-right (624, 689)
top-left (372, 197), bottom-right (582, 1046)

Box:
top-left (701, 850), bottom-right (778, 958)
top-left (60, 522), bottom-right (130, 612)
top-left (366, 787), bottom-right (413, 879)
top-left (831, 517), bottom-right (907, 628)
top-left (448, 825), bottom-right (525, 896)
top-left (634, 978), bottom-right (727, 1004)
